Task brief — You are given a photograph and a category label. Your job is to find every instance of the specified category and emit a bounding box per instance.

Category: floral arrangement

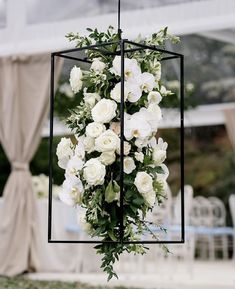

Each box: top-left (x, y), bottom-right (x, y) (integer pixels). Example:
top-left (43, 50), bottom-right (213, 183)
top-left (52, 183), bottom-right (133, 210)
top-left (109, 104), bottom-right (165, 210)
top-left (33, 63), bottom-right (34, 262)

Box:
top-left (56, 26), bottom-right (179, 280)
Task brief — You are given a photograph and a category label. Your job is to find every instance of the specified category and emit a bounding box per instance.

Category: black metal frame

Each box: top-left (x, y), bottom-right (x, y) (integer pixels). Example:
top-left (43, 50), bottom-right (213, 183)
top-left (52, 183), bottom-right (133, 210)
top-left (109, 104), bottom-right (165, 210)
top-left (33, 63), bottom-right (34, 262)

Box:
top-left (48, 39), bottom-right (184, 244)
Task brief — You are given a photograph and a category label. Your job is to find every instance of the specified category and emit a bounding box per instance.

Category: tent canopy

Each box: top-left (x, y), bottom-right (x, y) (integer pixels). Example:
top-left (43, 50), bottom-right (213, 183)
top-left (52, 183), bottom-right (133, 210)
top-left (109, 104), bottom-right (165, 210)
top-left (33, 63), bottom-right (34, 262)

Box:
top-left (1, 0), bottom-right (235, 56)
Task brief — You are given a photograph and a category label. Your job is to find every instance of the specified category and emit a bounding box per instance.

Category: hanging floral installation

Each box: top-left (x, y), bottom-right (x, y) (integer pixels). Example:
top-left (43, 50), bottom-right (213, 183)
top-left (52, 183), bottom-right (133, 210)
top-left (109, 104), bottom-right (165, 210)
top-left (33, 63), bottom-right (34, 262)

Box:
top-left (56, 26), bottom-right (179, 280)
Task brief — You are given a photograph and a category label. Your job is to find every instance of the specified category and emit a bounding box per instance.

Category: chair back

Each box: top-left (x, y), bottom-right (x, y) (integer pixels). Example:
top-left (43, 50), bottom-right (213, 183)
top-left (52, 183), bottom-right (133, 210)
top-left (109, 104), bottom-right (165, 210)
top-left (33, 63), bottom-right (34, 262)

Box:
top-left (190, 196), bottom-right (213, 227)
top-left (208, 196), bottom-right (226, 227)
top-left (229, 195), bottom-right (235, 227)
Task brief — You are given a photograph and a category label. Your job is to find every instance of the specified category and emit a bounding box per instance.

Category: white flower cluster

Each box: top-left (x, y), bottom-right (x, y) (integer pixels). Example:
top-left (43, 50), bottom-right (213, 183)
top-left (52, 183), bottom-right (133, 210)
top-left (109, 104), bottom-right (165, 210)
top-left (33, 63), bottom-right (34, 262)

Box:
top-left (57, 55), bottom-right (169, 210)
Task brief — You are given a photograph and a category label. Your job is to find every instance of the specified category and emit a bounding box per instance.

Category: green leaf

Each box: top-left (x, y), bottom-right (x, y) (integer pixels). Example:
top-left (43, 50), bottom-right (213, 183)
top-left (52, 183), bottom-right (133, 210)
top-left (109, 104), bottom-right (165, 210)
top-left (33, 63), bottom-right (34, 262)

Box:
top-left (133, 197), bottom-right (145, 206)
top-left (107, 231), bottom-right (117, 241)
top-left (105, 181), bottom-right (117, 203)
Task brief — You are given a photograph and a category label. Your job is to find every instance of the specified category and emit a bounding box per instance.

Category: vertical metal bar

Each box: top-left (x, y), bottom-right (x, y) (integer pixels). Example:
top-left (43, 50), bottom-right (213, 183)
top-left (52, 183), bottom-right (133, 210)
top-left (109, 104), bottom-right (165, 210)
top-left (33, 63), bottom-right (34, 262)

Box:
top-left (48, 54), bottom-right (55, 242)
top-left (180, 55), bottom-right (185, 243)
top-left (119, 39), bottom-right (125, 242)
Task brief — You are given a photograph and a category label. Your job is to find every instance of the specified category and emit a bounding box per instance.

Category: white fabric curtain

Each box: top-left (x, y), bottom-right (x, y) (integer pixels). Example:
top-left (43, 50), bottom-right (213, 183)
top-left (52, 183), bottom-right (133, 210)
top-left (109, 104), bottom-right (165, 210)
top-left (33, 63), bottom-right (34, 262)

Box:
top-left (0, 54), bottom-right (62, 275)
top-left (224, 108), bottom-right (235, 150)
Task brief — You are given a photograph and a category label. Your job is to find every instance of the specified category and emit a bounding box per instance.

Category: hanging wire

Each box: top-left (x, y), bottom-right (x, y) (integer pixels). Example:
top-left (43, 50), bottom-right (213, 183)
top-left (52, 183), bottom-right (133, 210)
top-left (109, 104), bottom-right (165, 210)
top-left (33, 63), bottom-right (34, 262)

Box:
top-left (118, 0), bottom-right (122, 39)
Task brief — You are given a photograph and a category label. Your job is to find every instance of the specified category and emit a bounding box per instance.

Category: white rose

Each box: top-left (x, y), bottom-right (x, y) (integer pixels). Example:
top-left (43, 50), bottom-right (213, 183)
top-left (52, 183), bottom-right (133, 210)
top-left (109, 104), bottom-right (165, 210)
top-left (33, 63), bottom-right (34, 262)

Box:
top-left (59, 176), bottom-right (84, 206)
top-left (140, 72), bottom-right (156, 92)
top-left (134, 172), bottom-right (153, 195)
top-left (91, 99), bottom-right (117, 123)
top-left (135, 151), bottom-right (144, 163)
top-left (69, 66), bottom-right (83, 93)
top-left (147, 91), bottom-right (162, 104)
top-left (90, 58), bottom-right (106, 73)
top-left (83, 158), bottom-right (106, 186)
top-left (152, 149), bottom-right (167, 165)
top-left (56, 137), bottom-right (73, 169)
top-left (95, 129), bottom-right (119, 152)
top-left (84, 90), bottom-right (101, 107)
top-left (65, 155), bottom-right (84, 179)
top-left (99, 151), bottom-right (116, 165)
top-left (110, 82), bottom-right (128, 103)
top-left (84, 136), bottom-right (95, 153)
top-left (86, 122), bottom-right (106, 138)
top-left (111, 56), bottom-right (141, 80)
top-left (116, 141), bottom-right (131, 156)
top-left (124, 157), bottom-right (136, 174)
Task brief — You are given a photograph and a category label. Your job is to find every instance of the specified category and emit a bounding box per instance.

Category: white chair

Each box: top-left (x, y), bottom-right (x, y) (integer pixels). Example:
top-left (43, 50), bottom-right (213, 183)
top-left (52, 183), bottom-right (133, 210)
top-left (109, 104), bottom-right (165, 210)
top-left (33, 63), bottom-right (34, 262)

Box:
top-left (190, 196), bottom-right (214, 259)
top-left (209, 196), bottom-right (228, 259)
top-left (229, 195), bottom-right (235, 260)
top-left (169, 185), bottom-right (195, 262)
top-left (173, 184), bottom-right (194, 226)
top-left (190, 196), bottom-right (229, 260)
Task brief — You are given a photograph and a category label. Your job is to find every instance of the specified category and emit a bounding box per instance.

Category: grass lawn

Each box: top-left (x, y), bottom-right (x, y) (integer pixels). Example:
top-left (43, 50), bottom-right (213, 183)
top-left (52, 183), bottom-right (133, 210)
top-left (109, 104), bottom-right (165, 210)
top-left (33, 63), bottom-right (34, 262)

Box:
top-left (0, 276), bottom-right (133, 289)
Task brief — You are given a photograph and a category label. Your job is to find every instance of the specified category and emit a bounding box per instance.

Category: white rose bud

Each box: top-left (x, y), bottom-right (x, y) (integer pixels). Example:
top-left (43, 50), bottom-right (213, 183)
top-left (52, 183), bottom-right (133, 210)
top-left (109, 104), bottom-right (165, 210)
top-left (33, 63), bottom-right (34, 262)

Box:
top-left (95, 130), bottom-right (119, 152)
top-left (69, 66), bottom-right (83, 93)
top-left (86, 122), bottom-right (106, 138)
top-left (91, 99), bottom-right (117, 123)
top-left (84, 91), bottom-right (101, 108)
top-left (152, 148), bottom-right (167, 165)
top-left (147, 91), bottom-right (162, 104)
top-left (116, 141), bottom-right (131, 156)
top-left (83, 158), bottom-right (106, 186)
top-left (56, 137), bottom-right (73, 169)
top-left (110, 122), bottom-right (120, 135)
top-left (90, 58), bottom-right (106, 73)
top-left (160, 85), bottom-right (172, 96)
top-left (99, 151), bottom-right (116, 165)
top-left (124, 157), bottom-right (136, 174)
top-left (134, 151), bottom-right (144, 163)
top-left (84, 136), bottom-right (95, 154)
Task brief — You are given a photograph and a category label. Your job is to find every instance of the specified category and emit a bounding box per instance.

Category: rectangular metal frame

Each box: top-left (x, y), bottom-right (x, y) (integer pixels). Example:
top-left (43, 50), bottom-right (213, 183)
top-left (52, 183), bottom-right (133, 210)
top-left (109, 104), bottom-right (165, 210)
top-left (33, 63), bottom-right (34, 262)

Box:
top-left (48, 40), bottom-right (184, 244)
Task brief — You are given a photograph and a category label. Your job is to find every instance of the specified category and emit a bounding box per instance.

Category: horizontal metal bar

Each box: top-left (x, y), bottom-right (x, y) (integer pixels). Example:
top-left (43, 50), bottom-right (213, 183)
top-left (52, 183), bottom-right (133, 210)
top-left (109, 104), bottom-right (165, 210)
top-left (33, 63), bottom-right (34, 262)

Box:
top-left (53, 41), bottom-right (120, 55)
top-left (48, 239), bottom-right (120, 244)
top-left (57, 54), bottom-right (92, 63)
top-left (124, 40), bottom-right (183, 57)
top-left (123, 240), bottom-right (184, 244)
top-left (48, 239), bottom-right (184, 244)
top-left (161, 55), bottom-right (180, 61)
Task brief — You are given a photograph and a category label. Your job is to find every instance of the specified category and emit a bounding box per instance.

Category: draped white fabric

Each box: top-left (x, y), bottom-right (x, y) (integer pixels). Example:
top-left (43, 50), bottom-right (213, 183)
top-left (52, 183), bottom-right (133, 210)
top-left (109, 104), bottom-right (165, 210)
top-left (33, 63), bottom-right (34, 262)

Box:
top-left (0, 54), bottom-right (63, 275)
top-left (224, 108), bottom-right (235, 149)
